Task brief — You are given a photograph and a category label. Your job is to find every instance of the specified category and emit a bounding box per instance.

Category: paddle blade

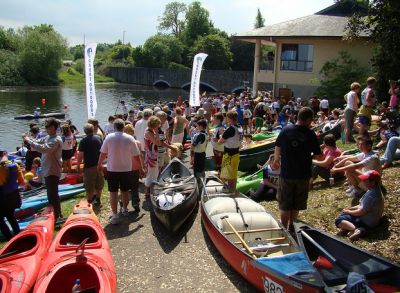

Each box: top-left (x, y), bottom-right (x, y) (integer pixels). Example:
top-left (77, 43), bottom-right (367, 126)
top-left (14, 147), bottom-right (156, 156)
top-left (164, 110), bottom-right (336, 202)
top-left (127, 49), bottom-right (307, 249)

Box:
top-left (313, 256), bottom-right (333, 270)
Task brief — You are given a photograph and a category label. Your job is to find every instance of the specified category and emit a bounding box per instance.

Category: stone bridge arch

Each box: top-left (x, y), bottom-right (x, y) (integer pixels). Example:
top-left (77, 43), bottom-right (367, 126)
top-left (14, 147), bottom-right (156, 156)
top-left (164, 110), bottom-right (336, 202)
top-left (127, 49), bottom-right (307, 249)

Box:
top-left (181, 82), bottom-right (218, 92)
top-left (152, 80), bottom-right (171, 88)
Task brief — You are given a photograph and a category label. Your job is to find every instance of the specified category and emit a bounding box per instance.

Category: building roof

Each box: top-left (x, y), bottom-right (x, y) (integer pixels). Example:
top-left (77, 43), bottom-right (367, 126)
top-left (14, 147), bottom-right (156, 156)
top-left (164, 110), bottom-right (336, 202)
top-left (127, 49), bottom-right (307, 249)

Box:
top-left (236, 14), bottom-right (369, 40)
top-left (315, 0), bottom-right (368, 17)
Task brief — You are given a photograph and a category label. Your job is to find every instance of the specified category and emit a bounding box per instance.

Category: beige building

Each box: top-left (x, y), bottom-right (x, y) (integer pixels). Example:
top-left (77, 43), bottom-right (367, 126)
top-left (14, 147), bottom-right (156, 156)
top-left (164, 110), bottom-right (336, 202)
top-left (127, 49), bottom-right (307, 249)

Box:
top-left (236, 1), bottom-right (372, 98)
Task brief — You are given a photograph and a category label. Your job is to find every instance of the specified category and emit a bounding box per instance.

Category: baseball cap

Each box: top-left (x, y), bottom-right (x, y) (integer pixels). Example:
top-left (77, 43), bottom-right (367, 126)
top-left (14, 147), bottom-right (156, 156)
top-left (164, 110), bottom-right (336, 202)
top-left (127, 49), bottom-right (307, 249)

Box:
top-left (358, 170), bottom-right (381, 181)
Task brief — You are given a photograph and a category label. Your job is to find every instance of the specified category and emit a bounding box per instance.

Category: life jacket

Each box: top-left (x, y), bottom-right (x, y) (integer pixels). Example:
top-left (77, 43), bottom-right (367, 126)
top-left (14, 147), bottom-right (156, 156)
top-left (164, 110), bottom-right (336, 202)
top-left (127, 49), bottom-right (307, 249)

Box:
top-left (224, 125), bottom-right (243, 150)
top-left (0, 161), bottom-right (19, 195)
top-left (193, 131), bottom-right (208, 153)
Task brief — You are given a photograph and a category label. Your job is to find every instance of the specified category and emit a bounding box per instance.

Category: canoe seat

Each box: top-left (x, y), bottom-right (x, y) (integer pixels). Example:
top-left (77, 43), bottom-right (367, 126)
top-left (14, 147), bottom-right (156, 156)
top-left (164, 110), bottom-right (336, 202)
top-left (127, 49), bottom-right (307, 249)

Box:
top-left (205, 197), bottom-right (264, 217)
top-left (211, 212), bottom-right (281, 242)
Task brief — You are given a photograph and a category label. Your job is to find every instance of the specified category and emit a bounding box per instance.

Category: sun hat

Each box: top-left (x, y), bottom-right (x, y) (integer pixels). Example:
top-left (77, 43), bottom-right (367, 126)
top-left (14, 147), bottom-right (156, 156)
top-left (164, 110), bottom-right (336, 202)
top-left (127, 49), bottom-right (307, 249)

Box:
top-left (358, 170), bottom-right (381, 181)
top-left (197, 108), bottom-right (207, 117)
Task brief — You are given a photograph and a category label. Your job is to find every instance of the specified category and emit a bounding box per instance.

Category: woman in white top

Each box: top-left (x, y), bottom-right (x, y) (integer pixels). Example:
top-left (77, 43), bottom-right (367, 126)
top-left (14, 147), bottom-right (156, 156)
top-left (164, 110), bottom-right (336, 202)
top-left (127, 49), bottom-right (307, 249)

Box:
top-left (61, 124), bottom-right (76, 172)
top-left (344, 82), bottom-right (361, 143)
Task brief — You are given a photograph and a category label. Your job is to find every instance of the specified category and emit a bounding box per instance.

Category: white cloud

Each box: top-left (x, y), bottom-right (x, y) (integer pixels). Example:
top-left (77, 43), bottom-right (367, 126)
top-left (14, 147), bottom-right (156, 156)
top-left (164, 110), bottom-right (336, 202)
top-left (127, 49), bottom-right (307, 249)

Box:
top-left (0, 0), bottom-right (334, 46)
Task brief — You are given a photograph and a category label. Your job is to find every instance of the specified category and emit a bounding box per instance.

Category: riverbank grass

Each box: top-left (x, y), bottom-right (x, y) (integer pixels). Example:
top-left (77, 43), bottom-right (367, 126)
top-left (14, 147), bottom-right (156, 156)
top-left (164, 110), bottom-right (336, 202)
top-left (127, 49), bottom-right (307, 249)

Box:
top-left (59, 67), bottom-right (114, 85)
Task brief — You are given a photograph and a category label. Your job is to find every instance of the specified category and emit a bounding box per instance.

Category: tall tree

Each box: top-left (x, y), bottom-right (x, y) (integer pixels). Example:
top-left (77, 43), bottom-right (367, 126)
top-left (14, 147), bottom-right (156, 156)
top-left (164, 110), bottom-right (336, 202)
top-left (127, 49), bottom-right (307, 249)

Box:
top-left (19, 24), bottom-right (68, 85)
top-left (133, 34), bottom-right (184, 68)
top-left (345, 0), bottom-right (400, 98)
top-left (157, 2), bottom-right (187, 37)
top-left (182, 1), bottom-right (211, 45)
top-left (254, 8), bottom-right (265, 29)
top-left (230, 37), bottom-right (254, 70)
top-left (191, 34), bottom-right (233, 70)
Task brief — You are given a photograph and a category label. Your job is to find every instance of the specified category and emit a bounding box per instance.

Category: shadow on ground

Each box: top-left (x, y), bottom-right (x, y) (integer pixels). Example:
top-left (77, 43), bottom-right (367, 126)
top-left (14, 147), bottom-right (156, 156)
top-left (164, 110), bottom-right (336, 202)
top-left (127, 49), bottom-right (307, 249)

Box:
top-left (200, 223), bottom-right (258, 292)
top-left (103, 212), bottom-right (145, 240)
top-left (150, 202), bottom-right (199, 254)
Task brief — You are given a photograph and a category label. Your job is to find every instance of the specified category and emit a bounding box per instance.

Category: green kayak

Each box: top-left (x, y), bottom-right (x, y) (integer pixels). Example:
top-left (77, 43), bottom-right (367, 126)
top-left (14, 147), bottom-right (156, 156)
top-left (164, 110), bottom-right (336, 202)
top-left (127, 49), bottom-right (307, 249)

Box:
top-left (236, 167), bottom-right (263, 194)
top-left (251, 132), bottom-right (277, 142)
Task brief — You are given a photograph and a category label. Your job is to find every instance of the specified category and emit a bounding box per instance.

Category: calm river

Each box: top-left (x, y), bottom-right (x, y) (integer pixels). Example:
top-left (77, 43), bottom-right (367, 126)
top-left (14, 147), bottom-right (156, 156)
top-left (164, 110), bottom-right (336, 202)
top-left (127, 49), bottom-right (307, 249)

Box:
top-left (0, 83), bottom-right (187, 151)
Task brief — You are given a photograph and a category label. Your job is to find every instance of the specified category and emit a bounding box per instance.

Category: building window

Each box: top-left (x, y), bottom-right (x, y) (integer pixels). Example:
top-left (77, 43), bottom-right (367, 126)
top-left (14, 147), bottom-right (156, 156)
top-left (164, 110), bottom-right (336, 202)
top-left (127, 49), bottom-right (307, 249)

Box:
top-left (280, 44), bottom-right (314, 72)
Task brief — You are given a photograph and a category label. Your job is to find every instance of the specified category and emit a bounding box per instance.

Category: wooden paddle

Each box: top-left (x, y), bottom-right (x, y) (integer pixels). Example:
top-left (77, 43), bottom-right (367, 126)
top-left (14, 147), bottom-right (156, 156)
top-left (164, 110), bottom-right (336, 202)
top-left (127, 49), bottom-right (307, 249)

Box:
top-left (221, 215), bottom-right (256, 259)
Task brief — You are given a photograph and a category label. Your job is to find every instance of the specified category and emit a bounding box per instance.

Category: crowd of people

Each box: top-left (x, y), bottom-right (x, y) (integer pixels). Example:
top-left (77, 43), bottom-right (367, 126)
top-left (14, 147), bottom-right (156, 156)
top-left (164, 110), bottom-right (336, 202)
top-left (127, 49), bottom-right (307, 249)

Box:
top-left (0, 76), bottom-right (399, 242)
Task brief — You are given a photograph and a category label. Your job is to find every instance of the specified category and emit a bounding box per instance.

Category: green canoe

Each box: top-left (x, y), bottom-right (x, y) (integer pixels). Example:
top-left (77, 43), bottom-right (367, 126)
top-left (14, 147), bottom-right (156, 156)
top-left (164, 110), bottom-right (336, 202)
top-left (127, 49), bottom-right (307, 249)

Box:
top-left (251, 132), bottom-right (277, 142)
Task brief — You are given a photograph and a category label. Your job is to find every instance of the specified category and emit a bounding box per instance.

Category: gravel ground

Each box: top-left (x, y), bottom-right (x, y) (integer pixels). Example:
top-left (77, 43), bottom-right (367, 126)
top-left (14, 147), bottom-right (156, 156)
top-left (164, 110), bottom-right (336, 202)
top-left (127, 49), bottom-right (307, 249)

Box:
top-left (97, 149), bottom-right (258, 293)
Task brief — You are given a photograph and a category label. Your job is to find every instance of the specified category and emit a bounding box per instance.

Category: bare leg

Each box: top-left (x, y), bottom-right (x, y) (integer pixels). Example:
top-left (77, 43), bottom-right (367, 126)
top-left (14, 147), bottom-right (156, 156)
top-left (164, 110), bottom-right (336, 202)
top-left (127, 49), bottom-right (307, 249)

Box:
top-left (121, 191), bottom-right (130, 209)
top-left (289, 210), bottom-right (299, 225)
top-left (338, 220), bottom-right (356, 232)
top-left (228, 179), bottom-right (236, 193)
top-left (280, 210), bottom-right (290, 228)
top-left (110, 191), bottom-right (118, 214)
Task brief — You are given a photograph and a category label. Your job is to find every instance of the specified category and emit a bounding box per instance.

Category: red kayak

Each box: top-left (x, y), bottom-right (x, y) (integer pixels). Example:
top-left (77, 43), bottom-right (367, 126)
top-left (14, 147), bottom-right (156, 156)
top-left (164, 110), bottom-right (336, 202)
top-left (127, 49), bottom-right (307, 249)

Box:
top-left (59, 173), bottom-right (83, 185)
top-left (33, 200), bottom-right (116, 293)
top-left (201, 176), bottom-right (325, 292)
top-left (0, 206), bottom-right (54, 293)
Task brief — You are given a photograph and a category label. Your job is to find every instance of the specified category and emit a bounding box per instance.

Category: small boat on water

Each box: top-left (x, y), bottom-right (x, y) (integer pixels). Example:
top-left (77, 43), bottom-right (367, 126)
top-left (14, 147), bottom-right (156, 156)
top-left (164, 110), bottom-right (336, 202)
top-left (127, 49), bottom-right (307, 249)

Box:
top-left (33, 200), bottom-right (117, 293)
top-left (14, 112), bottom-right (66, 120)
top-left (0, 206), bottom-right (54, 293)
top-left (201, 175), bottom-right (325, 292)
top-left (152, 158), bottom-right (198, 232)
top-left (294, 221), bottom-right (400, 292)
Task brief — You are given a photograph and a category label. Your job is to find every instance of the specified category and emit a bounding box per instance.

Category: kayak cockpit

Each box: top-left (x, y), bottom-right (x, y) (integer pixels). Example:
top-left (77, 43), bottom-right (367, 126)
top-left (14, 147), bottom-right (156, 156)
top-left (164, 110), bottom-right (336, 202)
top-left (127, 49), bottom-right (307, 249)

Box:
top-left (0, 234), bottom-right (38, 260)
top-left (59, 226), bottom-right (100, 247)
top-left (45, 263), bottom-right (100, 293)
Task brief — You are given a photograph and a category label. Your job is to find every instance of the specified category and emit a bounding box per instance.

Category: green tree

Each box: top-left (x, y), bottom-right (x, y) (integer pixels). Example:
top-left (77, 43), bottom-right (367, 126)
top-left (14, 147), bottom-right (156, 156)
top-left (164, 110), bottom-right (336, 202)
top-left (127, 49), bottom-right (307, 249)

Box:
top-left (315, 51), bottom-right (370, 100)
top-left (230, 37), bottom-right (254, 70)
top-left (191, 34), bottom-right (232, 70)
top-left (157, 2), bottom-right (187, 37)
top-left (181, 1), bottom-right (211, 46)
top-left (0, 49), bottom-right (24, 85)
top-left (345, 0), bottom-right (400, 98)
top-left (254, 8), bottom-right (265, 28)
top-left (19, 24), bottom-right (67, 85)
top-left (108, 44), bottom-right (133, 63)
top-left (69, 44), bottom-right (84, 60)
top-left (133, 34), bottom-right (184, 68)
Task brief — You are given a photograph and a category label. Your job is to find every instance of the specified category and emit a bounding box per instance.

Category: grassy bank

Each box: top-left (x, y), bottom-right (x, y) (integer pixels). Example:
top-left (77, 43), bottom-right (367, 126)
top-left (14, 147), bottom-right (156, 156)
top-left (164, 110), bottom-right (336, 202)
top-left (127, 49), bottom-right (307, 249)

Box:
top-left (58, 67), bottom-right (114, 85)
top-left (262, 141), bottom-right (400, 264)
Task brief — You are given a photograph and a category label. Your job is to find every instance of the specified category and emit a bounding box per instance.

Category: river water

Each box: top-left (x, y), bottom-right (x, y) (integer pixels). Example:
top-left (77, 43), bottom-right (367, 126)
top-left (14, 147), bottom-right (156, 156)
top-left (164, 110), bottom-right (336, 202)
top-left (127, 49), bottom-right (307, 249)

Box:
top-left (0, 83), bottom-right (187, 151)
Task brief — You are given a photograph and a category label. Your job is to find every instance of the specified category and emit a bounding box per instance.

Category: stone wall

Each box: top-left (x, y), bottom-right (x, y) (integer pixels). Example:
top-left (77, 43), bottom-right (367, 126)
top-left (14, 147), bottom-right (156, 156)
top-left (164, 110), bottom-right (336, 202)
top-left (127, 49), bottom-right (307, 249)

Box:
top-left (108, 67), bottom-right (253, 93)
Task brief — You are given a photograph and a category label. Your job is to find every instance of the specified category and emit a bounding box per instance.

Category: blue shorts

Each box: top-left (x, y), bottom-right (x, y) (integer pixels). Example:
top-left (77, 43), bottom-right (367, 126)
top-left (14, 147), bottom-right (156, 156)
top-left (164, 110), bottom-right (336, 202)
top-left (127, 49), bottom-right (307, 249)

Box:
top-left (358, 116), bottom-right (371, 126)
top-left (335, 213), bottom-right (366, 228)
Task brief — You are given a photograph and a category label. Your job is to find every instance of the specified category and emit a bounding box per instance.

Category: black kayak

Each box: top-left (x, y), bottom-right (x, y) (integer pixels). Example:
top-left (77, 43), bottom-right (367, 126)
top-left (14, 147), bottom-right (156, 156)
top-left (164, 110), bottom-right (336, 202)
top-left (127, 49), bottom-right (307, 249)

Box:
top-left (151, 158), bottom-right (198, 232)
top-left (14, 112), bottom-right (66, 120)
top-left (294, 221), bottom-right (400, 291)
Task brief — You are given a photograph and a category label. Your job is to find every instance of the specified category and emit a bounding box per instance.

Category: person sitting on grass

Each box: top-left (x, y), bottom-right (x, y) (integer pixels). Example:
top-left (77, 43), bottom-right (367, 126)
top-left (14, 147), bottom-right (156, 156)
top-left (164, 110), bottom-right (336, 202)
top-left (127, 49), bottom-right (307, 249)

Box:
top-left (310, 134), bottom-right (343, 187)
top-left (381, 136), bottom-right (400, 169)
top-left (331, 136), bottom-right (381, 197)
top-left (191, 119), bottom-right (208, 178)
top-left (335, 170), bottom-right (384, 241)
top-left (249, 154), bottom-right (280, 202)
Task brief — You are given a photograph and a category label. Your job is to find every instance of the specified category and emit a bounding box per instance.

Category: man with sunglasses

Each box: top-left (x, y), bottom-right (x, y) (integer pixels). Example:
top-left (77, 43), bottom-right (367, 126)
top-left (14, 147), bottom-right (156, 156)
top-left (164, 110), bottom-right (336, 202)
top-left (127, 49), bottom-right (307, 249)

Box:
top-left (23, 118), bottom-right (64, 222)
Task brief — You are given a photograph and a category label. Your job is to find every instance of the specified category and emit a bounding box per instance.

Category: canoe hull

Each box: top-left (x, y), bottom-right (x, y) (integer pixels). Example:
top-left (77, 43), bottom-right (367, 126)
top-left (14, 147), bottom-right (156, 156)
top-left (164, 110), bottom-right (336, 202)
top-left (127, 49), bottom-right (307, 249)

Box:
top-left (294, 222), bottom-right (400, 290)
top-left (14, 113), bottom-right (66, 120)
top-left (0, 207), bottom-right (54, 293)
top-left (201, 207), bottom-right (322, 292)
top-left (33, 200), bottom-right (116, 293)
top-left (152, 158), bottom-right (198, 232)
top-left (201, 176), bottom-right (324, 292)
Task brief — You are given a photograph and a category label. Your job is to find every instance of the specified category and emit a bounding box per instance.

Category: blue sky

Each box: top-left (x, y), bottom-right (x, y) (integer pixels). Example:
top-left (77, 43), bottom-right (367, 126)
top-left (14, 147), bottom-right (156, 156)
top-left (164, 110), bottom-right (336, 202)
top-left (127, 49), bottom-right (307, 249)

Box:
top-left (0, 0), bottom-right (334, 46)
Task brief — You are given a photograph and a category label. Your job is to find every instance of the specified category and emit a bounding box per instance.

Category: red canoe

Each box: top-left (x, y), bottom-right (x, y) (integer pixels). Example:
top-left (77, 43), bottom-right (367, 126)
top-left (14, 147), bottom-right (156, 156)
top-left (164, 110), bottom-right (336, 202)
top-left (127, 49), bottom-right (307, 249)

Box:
top-left (201, 175), bottom-right (326, 292)
top-left (33, 200), bottom-right (116, 293)
top-left (0, 206), bottom-right (54, 293)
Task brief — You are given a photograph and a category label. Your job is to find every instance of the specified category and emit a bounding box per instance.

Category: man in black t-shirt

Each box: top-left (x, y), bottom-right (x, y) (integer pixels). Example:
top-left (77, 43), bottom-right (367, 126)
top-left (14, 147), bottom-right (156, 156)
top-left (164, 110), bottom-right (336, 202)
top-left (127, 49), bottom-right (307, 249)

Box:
top-left (77, 123), bottom-right (104, 205)
top-left (272, 107), bottom-right (322, 232)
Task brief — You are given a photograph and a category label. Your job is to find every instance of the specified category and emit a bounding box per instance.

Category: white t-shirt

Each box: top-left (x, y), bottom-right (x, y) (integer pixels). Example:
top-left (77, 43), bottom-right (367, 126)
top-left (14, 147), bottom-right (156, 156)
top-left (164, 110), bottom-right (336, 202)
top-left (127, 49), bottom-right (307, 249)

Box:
top-left (62, 134), bottom-right (74, 151)
top-left (134, 118), bottom-right (148, 151)
top-left (356, 151), bottom-right (382, 173)
top-left (345, 90), bottom-right (359, 112)
top-left (100, 131), bottom-right (140, 172)
top-left (320, 99), bottom-right (329, 109)
top-left (103, 123), bottom-right (114, 136)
